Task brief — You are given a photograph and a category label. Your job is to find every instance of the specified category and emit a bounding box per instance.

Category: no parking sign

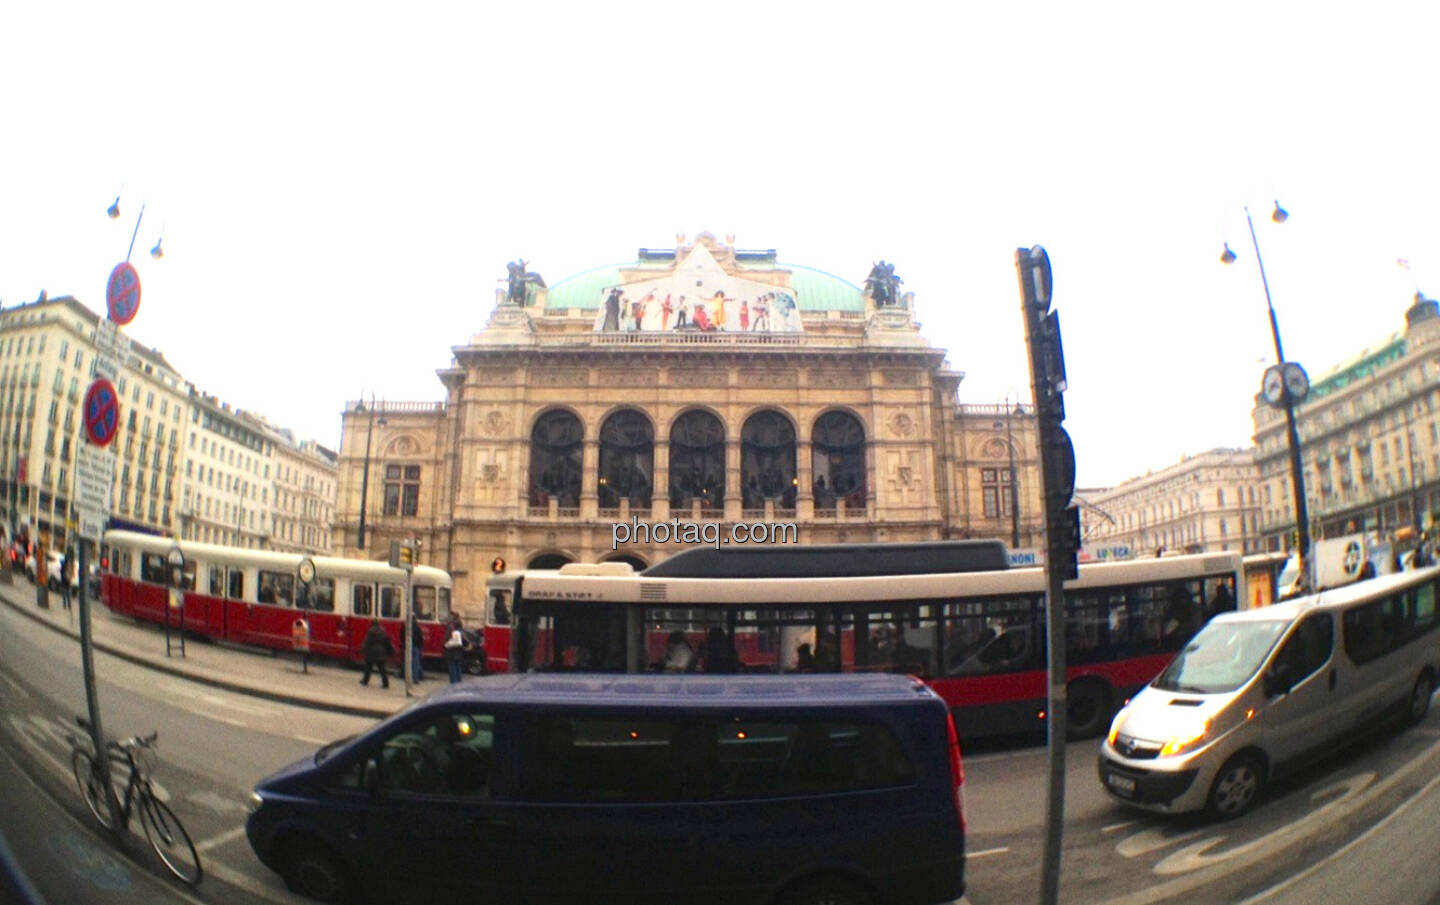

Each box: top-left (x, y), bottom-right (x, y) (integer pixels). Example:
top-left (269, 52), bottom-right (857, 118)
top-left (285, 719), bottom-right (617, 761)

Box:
top-left (82, 379), bottom-right (120, 447)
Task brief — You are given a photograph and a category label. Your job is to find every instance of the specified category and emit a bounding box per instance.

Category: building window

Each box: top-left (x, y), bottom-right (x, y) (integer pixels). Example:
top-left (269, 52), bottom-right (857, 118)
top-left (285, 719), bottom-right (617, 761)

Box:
top-left (528, 409), bottom-right (583, 508)
top-left (741, 410), bottom-right (796, 509)
top-left (597, 409), bottom-right (654, 511)
top-left (669, 410), bottom-right (725, 511)
top-left (811, 410), bottom-right (866, 510)
top-left (981, 468), bottom-right (1012, 518)
top-left (383, 464), bottom-right (420, 517)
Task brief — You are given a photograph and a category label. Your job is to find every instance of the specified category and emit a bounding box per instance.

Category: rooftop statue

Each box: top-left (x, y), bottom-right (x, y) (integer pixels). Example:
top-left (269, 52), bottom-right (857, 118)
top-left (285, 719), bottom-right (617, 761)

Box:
top-left (865, 261), bottom-right (904, 307)
top-left (504, 259), bottom-right (547, 306)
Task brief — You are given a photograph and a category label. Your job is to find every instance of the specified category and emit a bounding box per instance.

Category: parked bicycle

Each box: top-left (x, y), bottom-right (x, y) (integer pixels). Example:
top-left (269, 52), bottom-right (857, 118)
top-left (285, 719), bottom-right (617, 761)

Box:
top-left (68, 716), bottom-right (202, 886)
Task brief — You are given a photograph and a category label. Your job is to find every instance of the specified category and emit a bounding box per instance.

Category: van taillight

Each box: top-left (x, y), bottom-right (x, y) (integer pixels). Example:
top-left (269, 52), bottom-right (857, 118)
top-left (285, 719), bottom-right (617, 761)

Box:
top-left (945, 711), bottom-right (966, 831)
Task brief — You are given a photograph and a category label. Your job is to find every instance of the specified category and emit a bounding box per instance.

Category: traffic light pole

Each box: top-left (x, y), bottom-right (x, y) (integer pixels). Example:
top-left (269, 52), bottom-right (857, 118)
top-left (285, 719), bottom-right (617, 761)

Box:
top-left (1016, 246), bottom-right (1077, 905)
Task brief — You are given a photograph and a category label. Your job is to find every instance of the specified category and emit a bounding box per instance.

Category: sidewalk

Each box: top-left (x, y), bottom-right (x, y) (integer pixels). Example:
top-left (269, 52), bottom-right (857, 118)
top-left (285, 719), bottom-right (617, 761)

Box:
top-left (0, 571), bottom-right (422, 719)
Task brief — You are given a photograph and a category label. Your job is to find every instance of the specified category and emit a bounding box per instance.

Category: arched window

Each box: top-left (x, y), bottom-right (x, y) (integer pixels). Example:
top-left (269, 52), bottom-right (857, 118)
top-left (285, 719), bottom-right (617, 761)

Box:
top-left (529, 410), bottom-right (583, 508)
top-left (598, 410), bottom-right (654, 510)
top-left (669, 410), bottom-right (725, 511)
top-left (741, 411), bottom-right (796, 509)
top-left (811, 411), bottom-right (866, 510)
top-left (527, 553), bottom-right (573, 570)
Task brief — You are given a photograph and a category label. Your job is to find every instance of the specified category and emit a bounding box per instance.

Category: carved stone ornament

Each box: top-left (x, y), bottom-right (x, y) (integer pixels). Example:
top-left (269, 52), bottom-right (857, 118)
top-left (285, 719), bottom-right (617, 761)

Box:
top-left (889, 412), bottom-right (916, 438)
top-left (599, 368), bottom-right (658, 387)
top-left (533, 369), bottom-right (588, 387)
top-left (984, 438), bottom-right (1009, 458)
top-left (477, 368), bottom-right (513, 384)
top-left (481, 463), bottom-right (500, 482)
top-left (670, 370), bottom-right (728, 387)
top-left (482, 410), bottom-right (509, 437)
top-left (389, 436), bottom-right (417, 456)
top-left (897, 465), bottom-right (914, 486)
top-left (882, 369), bottom-right (920, 386)
top-left (810, 370), bottom-right (865, 388)
top-left (545, 531), bottom-right (557, 546)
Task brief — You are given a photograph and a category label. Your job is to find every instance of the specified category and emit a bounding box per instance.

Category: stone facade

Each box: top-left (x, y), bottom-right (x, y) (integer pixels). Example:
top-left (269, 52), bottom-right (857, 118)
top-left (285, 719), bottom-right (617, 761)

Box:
top-left (1253, 292), bottom-right (1440, 550)
top-left (335, 235), bottom-right (1042, 617)
top-left (1084, 448), bottom-right (1263, 555)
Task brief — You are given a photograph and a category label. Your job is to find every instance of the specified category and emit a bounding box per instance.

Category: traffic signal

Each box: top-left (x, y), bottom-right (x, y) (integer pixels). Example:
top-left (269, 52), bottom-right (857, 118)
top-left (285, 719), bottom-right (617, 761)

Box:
top-left (400, 543), bottom-right (415, 566)
top-left (1016, 245), bottom-right (1080, 576)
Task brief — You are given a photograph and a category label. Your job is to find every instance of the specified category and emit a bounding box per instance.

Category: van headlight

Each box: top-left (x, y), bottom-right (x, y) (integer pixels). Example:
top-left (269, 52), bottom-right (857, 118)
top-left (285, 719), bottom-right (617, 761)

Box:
top-left (1158, 722), bottom-right (1209, 758)
top-left (247, 791), bottom-right (265, 814)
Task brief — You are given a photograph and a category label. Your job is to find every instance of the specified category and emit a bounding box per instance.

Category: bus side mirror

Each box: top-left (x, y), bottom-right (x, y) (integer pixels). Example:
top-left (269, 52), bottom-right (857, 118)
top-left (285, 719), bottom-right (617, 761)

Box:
top-left (1264, 662), bottom-right (1293, 697)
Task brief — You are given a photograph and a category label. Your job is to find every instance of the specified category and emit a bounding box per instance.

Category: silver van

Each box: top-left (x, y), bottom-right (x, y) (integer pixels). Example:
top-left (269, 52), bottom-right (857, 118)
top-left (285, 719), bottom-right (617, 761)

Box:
top-left (1099, 567), bottom-right (1440, 818)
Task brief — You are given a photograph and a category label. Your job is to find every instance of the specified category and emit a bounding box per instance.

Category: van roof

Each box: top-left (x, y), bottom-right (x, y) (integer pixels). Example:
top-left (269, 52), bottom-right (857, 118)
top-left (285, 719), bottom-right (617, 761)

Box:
top-left (421, 673), bottom-right (937, 709)
top-left (1216, 564), bottom-right (1440, 623)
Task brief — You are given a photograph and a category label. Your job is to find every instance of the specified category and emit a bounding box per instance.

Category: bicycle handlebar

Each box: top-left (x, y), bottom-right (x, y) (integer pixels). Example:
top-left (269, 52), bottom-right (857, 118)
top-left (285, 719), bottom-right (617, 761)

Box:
top-left (73, 716), bottom-right (158, 750)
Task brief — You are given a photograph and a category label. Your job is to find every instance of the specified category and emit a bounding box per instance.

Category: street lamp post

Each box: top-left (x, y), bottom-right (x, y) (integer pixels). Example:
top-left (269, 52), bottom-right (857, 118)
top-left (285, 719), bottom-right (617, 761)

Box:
top-left (355, 395), bottom-right (386, 551)
top-left (992, 393), bottom-right (1023, 548)
top-left (1223, 202), bottom-right (1311, 587)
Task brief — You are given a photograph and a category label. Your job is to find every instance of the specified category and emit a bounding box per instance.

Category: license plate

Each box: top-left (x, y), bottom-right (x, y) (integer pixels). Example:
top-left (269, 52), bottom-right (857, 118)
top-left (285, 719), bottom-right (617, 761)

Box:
top-left (1106, 773), bottom-right (1136, 796)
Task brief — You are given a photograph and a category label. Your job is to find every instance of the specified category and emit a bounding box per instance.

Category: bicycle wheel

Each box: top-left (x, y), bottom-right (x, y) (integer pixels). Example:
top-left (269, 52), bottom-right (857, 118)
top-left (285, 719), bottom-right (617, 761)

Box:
top-left (71, 749), bottom-right (115, 829)
top-left (140, 794), bottom-right (202, 885)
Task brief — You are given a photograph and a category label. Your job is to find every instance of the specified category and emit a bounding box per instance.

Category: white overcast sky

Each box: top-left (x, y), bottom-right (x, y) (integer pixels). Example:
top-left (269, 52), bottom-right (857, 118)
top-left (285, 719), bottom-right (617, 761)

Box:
top-left (3, 1), bottom-right (1437, 487)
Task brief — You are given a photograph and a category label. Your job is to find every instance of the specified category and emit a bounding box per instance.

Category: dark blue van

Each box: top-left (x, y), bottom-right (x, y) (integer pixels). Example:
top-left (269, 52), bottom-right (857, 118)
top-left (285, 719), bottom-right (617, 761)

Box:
top-left (246, 673), bottom-right (966, 905)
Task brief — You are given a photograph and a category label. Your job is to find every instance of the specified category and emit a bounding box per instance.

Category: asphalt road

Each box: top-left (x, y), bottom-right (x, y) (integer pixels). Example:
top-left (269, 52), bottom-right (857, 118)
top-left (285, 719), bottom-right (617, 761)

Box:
top-left (3, 595), bottom-right (1440, 905)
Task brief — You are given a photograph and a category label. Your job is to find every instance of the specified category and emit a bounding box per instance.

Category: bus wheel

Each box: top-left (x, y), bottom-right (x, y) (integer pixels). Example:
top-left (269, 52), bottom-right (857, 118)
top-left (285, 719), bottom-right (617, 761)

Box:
top-left (1066, 680), bottom-right (1112, 740)
top-left (1407, 672), bottom-right (1434, 725)
top-left (1207, 753), bottom-right (1264, 820)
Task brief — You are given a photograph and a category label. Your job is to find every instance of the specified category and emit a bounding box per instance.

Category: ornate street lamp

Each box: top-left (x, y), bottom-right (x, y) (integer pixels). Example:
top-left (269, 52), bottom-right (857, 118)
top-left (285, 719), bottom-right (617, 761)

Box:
top-left (355, 395), bottom-right (387, 550)
top-left (1223, 201), bottom-right (1311, 590)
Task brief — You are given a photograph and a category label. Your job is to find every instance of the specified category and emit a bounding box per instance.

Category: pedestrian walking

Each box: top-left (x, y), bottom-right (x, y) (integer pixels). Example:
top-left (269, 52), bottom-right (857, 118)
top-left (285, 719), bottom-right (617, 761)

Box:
top-left (444, 615), bottom-right (466, 684)
top-left (409, 612), bottom-right (426, 682)
top-left (360, 622), bottom-right (395, 689)
top-left (60, 547), bottom-right (74, 611)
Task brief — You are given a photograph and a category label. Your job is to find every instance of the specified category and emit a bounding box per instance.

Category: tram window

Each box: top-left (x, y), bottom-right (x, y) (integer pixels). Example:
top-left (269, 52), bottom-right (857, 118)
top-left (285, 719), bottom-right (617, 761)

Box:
top-left (414, 586), bottom-right (437, 621)
top-left (258, 570), bottom-right (295, 606)
top-left (437, 588), bottom-right (452, 621)
top-left (307, 578), bottom-right (335, 612)
top-left (228, 569), bottom-right (244, 600)
top-left (140, 553), bottom-right (167, 584)
top-left (489, 590), bottom-right (511, 626)
top-left (208, 567), bottom-right (224, 596)
top-left (381, 585), bottom-right (403, 619)
top-left (182, 560), bottom-right (197, 591)
top-left (353, 584), bottom-right (375, 617)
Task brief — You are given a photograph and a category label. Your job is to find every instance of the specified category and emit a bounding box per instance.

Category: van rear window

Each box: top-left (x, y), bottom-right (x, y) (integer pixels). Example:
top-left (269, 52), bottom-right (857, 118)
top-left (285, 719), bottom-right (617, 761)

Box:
top-left (521, 715), bottom-right (915, 804)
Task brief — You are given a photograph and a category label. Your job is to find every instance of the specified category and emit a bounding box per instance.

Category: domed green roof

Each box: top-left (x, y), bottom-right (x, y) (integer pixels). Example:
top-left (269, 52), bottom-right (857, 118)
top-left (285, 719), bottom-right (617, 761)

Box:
top-left (544, 262), bottom-right (864, 313)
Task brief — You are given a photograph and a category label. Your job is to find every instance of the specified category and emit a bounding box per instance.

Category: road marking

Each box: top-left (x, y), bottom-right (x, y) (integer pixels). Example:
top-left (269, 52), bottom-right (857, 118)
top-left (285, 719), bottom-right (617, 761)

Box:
top-left (293, 735), bottom-right (328, 746)
top-left (1237, 763), bottom-right (1440, 904)
top-left (204, 854), bottom-right (311, 905)
top-left (1103, 819), bottom-right (1142, 834)
top-left (1151, 772), bottom-right (1374, 875)
top-left (1115, 826), bottom-right (1209, 858)
top-left (968, 846), bottom-right (1011, 859)
top-left (1098, 737), bottom-right (1440, 905)
top-left (155, 679), bottom-right (281, 718)
top-left (0, 672), bottom-right (30, 698)
top-left (194, 825), bottom-right (248, 854)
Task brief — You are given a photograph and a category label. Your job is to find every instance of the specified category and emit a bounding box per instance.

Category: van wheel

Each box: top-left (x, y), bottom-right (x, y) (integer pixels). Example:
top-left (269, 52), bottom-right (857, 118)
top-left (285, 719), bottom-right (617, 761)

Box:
top-left (1066, 680), bottom-right (1112, 740)
top-left (1407, 673), bottom-right (1434, 725)
top-left (788, 877), bottom-right (874, 905)
top-left (1206, 753), bottom-right (1264, 820)
top-left (284, 841), bottom-right (352, 904)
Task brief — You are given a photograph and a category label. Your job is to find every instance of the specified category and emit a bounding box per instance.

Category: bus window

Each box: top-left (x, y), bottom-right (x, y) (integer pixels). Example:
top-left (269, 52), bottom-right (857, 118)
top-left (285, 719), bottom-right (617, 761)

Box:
top-left (258, 570), bottom-right (295, 606)
top-left (1066, 591), bottom-right (1127, 665)
top-left (228, 568), bottom-right (244, 600)
top-left (943, 597), bottom-right (1037, 677)
top-left (353, 584), bottom-right (374, 617)
top-left (380, 585), bottom-right (403, 619)
top-left (489, 590), bottom-right (511, 627)
top-left (414, 586), bottom-right (437, 621)
top-left (853, 605), bottom-right (938, 676)
top-left (307, 578), bottom-right (336, 612)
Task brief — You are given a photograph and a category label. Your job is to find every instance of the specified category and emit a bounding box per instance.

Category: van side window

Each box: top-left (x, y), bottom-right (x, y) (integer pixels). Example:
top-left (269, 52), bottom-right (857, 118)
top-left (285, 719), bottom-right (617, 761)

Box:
top-left (520, 716), bottom-right (916, 804)
top-left (1344, 595), bottom-right (1406, 665)
top-left (369, 712), bottom-right (496, 798)
top-left (1414, 583), bottom-right (1437, 635)
top-left (1273, 614), bottom-right (1333, 683)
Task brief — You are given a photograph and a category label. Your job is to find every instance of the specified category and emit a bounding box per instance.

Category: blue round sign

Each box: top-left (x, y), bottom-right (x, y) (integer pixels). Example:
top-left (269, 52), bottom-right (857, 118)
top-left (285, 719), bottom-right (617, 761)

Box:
top-left (106, 262), bottom-right (141, 325)
top-left (83, 379), bottom-right (121, 447)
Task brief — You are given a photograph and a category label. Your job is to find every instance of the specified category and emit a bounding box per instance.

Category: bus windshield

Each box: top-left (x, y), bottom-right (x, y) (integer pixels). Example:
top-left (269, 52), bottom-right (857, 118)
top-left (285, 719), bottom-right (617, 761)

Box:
top-left (1151, 618), bottom-right (1289, 694)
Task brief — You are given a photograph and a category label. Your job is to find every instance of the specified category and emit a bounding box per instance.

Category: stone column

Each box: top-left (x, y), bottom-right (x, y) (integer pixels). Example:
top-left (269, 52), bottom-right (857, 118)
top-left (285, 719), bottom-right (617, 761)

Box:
top-left (580, 439), bottom-right (599, 519)
top-left (725, 439), bottom-right (743, 522)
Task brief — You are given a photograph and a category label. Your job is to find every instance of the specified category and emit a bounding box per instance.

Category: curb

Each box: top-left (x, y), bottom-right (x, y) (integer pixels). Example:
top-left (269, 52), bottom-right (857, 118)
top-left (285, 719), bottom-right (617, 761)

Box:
top-left (0, 587), bottom-right (395, 720)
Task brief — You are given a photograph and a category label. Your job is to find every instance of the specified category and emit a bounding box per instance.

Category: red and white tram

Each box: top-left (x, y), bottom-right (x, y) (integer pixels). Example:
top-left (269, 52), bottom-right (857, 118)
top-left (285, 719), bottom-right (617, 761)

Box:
top-left (100, 530), bottom-right (454, 665)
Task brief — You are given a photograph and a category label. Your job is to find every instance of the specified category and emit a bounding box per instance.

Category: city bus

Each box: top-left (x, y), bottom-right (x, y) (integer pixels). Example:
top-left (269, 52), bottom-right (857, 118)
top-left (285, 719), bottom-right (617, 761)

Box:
top-left (101, 530), bottom-right (455, 666)
top-left (480, 540), bottom-right (1011, 673)
top-left (493, 545), bottom-right (1244, 739)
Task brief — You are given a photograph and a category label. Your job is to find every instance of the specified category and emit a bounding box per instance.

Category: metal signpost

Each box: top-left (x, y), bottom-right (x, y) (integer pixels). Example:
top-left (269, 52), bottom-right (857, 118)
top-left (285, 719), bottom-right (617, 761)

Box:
top-left (1016, 246), bottom-right (1080, 905)
top-left (392, 539), bottom-right (418, 696)
top-left (296, 558), bottom-right (316, 673)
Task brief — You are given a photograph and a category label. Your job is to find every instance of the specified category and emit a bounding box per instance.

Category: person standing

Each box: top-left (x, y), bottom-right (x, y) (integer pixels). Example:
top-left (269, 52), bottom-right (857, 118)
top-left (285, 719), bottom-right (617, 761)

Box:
top-left (409, 612), bottom-right (426, 682)
top-left (360, 622), bottom-right (395, 688)
top-left (444, 615), bottom-right (466, 684)
top-left (60, 546), bottom-right (73, 610)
